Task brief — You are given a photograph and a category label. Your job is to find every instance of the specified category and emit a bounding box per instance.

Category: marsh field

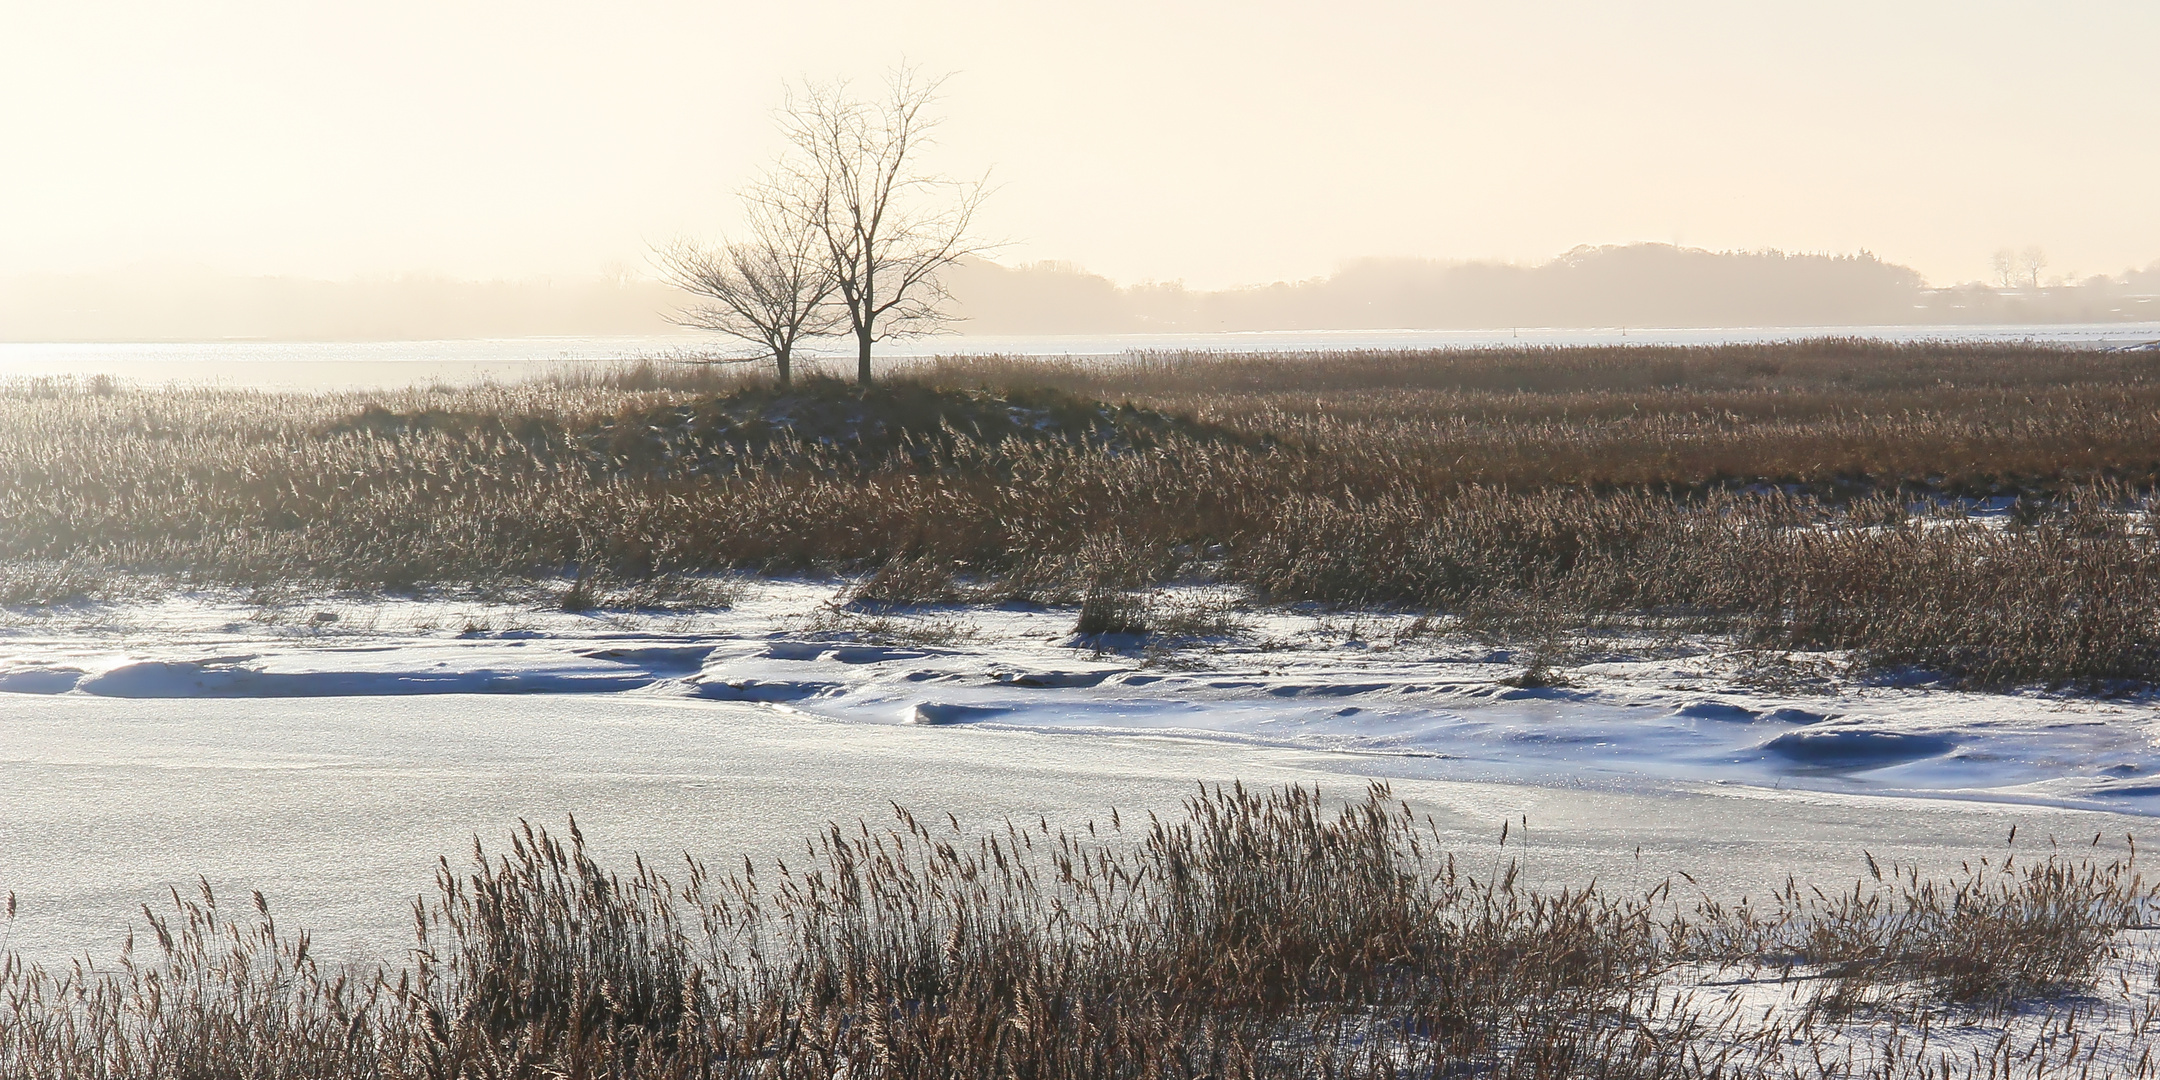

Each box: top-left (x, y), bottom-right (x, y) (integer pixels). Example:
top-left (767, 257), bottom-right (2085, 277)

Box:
top-left (9, 338), bottom-right (2160, 685)
top-left (13, 339), bottom-right (2160, 1077)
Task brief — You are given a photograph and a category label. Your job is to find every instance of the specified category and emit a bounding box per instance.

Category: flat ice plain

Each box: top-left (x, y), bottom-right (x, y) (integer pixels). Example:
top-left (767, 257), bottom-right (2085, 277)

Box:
top-left (3, 580), bottom-right (2155, 964)
top-left (4, 322), bottom-right (2156, 390)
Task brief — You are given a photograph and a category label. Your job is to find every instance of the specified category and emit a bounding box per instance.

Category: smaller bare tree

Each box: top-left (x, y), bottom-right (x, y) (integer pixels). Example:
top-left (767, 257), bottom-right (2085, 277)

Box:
top-left (655, 192), bottom-right (841, 385)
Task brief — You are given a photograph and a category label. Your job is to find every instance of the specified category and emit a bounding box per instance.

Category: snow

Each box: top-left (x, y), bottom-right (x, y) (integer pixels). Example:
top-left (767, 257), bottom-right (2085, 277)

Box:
top-left (5, 579), bottom-right (2159, 816)
top-left (5, 588), bottom-right (2154, 1063)
top-left (2, 686), bottom-right (2149, 970)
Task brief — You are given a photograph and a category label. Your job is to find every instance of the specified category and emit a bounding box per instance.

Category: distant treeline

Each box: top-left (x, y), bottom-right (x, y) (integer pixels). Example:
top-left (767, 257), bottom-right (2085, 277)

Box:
top-left (946, 244), bottom-right (2160, 333)
top-left (5, 244), bottom-right (2158, 341)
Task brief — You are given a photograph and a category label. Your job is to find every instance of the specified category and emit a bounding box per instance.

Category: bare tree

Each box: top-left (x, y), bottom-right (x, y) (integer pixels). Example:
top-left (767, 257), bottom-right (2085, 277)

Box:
top-left (780, 69), bottom-right (988, 385)
top-left (2019, 246), bottom-right (2048, 290)
top-left (655, 193), bottom-right (840, 385)
top-left (1992, 248), bottom-right (2020, 289)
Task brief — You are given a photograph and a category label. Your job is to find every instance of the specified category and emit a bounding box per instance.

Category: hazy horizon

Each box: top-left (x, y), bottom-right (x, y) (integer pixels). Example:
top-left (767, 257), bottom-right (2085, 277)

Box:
top-left (5, 1), bottom-right (2157, 314)
top-left (6, 243), bottom-right (2157, 343)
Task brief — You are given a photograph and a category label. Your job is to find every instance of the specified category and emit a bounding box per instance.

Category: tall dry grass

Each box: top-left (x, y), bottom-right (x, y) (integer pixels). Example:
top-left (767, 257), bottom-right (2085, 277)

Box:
top-left (6, 341), bottom-right (2160, 684)
top-left (5, 784), bottom-right (2154, 1078)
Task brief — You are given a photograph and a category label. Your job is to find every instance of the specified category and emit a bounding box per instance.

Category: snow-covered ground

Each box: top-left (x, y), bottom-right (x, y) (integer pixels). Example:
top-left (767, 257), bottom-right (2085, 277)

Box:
top-left (10, 584), bottom-right (2160, 1077)
top-left (6, 579), bottom-right (2158, 814)
top-left (7, 579), bottom-right (2160, 971)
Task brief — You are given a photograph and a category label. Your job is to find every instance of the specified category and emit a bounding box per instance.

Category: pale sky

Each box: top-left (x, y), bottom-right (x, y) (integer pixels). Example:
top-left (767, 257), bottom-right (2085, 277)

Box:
top-left (4, 1), bottom-right (2156, 290)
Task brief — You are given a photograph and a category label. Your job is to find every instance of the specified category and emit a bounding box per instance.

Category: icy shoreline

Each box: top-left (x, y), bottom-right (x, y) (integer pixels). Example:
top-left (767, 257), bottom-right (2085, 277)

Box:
top-left (6, 579), bottom-right (2158, 815)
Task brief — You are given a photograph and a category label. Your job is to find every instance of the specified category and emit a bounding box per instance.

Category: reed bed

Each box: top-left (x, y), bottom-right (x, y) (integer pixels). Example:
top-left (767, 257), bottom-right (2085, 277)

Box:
top-left (4, 784), bottom-right (2156, 1078)
top-left (7, 341), bottom-right (2160, 685)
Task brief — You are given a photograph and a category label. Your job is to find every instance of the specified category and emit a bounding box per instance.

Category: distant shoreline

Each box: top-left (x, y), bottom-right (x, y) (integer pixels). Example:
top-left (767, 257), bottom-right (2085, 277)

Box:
top-left (4, 323), bottom-right (2159, 392)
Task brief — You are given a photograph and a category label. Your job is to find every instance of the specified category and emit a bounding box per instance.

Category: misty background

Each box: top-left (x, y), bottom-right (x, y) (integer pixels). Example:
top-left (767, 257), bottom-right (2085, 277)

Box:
top-left (5, 4), bottom-right (2157, 344)
top-left (5, 245), bottom-right (2156, 343)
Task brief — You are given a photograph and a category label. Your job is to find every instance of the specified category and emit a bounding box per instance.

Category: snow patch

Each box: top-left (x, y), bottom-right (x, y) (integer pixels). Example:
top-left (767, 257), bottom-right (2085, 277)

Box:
top-left (996, 669), bottom-right (1118, 688)
top-left (0, 666), bottom-right (85, 694)
top-left (907, 702), bottom-right (1009, 725)
top-left (690, 678), bottom-right (833, 702)
top-left (1760, 729), bottom-right (1958, 771)
top-left (78, 659), bottom-right (654, 698)
top-left (10, 579), bottom-right (2160, 814)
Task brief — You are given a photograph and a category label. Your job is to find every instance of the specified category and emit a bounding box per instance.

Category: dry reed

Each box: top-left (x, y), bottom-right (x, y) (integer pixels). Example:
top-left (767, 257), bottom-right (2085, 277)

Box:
top-left (4, 784), bottom-right (2154, 1078)
top-left (7, 341), bottom-right (2160, 685)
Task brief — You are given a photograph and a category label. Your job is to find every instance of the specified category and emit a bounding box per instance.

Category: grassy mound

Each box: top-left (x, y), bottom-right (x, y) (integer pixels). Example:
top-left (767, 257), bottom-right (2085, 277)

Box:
top-left (583, 377), bottom-right (1260, 468)
top-left (23, 343), bottom-right (2160, 687)
top-left (330, 377), bottom-right (1260, 474)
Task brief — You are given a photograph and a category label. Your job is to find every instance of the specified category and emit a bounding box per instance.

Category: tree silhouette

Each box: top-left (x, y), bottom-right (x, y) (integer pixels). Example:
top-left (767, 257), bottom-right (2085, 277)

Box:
top-left (778, 69), bottom-right (989, 385)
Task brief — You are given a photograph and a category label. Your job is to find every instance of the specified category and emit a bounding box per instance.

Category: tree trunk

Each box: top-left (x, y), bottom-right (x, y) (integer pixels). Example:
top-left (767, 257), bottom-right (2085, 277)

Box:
top-left (775, 345), bottom-right (792, 386)
top-left (856, 325), bottom-right (874, 385)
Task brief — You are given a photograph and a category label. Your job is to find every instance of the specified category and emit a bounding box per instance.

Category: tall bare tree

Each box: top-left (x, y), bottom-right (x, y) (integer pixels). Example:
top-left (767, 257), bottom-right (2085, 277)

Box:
top-left (2019, 246), bottom-right (2048, 290)
top-left (655, 192), bottom-right (840, 385)
top-left (780, 70), bottom-right (988, 385)
top-left (1992, 248), bottom-right (2020, 289)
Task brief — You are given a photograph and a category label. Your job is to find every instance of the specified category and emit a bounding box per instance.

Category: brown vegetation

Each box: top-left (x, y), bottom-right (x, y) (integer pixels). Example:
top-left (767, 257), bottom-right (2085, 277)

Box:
top-left (6, 340), bottom-right (2160, 685)
top-left (4, 784), bottom-right (2154, 1078)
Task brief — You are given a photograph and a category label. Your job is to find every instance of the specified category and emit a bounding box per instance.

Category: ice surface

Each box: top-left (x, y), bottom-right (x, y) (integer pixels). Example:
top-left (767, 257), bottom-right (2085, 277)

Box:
top-left (8, 325), bottom-right (2160, 391)
top-left (3, 688), bottom-right (2151, 968)
top-left (5, 687), bottom-right (2152, 1073)
top-left (11, 578), bottom-right (2160, 1060)
top-left (5, 579), bottom-right (2160, 814)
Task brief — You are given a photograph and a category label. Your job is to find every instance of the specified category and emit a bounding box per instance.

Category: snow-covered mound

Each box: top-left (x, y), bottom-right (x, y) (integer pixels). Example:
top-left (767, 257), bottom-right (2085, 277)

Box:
top-left (6, 581), bottom-right (2160, 813)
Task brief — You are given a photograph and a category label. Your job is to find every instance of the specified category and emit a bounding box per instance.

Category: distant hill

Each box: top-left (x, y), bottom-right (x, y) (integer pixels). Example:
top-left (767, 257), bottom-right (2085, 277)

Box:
top-left (4, 245), bottom-right (2156, 342)
top-left (945, 245), bottom-right (2160, 333)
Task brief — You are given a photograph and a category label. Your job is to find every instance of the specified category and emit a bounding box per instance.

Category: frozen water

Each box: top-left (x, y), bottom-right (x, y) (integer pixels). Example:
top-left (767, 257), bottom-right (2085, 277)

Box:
top-left (5, 323), bottom-right (2159, 390)
top-left (6, 580), bottom-right (2159, 815)
top-left (5, 579), bottom-right (2158, 971)
top-left (1, 685), bottom-right (2150, 969)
